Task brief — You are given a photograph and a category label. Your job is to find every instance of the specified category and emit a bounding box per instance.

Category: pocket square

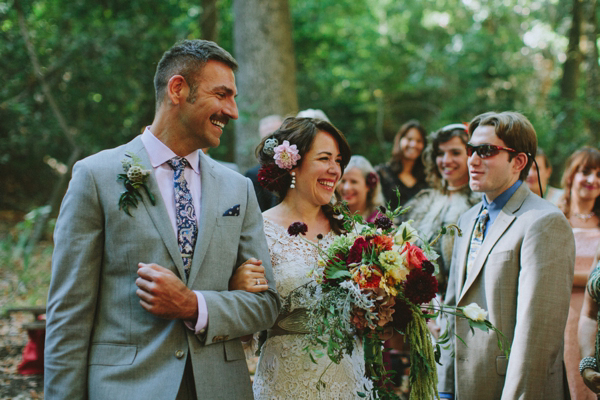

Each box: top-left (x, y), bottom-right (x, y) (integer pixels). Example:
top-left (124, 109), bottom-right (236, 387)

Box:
top-left (223, 204), bottom-right (240, 216)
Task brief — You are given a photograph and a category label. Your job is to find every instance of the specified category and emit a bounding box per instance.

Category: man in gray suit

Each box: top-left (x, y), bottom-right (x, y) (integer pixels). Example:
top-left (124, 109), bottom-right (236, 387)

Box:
top-left (437, 111), bottom-right (574, 399)
top-left (44, 40), bottom-right (280, 399)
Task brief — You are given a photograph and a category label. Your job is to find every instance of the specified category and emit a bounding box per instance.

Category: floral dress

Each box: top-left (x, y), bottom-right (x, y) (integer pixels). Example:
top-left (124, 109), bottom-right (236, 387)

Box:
top-left (252, 218), bottom-right (373, 399)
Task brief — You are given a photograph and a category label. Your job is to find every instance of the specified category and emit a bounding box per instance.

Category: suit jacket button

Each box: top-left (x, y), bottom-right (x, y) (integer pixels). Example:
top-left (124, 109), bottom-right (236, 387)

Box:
top-left (175, 350), bottom-right (185, 359)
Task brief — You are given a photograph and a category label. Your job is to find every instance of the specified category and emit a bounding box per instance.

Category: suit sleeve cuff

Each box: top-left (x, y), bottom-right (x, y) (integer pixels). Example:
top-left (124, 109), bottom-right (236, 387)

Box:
top-left (184, 291), bottom-right (208, 335)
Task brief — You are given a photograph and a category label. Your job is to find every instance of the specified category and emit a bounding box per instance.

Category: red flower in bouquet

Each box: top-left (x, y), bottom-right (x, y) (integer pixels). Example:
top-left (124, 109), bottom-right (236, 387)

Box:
top-left (390, 297), bottom-right (413, 332)
top-left (401, 242), bottom-right (428, 269)
top-left (347, 237), bottom-right (372, 265)
top-left (353, 265), bottom-right (383, 289)
top-left (374, 214), bottom-right (393, 231)
top-left (372, 235), bottom-right (393, 251)
top-left (403, 268), bottom-right (438, 305)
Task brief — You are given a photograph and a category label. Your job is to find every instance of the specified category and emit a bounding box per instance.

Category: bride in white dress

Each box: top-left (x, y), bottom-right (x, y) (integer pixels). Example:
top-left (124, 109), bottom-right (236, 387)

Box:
top-left (231, 117), bottom-right (373, 399)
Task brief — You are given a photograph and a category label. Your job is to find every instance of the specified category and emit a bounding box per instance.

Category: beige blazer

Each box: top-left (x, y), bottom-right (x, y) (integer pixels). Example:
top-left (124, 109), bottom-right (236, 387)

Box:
top-left (44, 136), bottom-right (280, 400)
top-left (437, 184), bottom-right (574, 399)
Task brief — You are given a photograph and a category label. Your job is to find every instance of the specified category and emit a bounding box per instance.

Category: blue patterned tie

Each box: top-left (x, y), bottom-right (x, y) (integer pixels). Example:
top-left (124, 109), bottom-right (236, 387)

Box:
top-left (167, 157), bottom-right (197, 280)
top-left (466, 208), bottom-right (489, 277)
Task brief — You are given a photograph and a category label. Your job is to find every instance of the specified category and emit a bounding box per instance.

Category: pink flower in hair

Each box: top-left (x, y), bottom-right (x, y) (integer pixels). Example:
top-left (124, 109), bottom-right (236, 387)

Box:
top-left (273, 140), bottom-right (301, 170)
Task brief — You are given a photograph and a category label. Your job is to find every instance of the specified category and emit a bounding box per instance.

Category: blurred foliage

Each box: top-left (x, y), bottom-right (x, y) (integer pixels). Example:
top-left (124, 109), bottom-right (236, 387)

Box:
top-left (290, 0), bottom-right (598, 183)
top-left (0, 0), bottom-right (598, 210)
top-left (0, 207), bottom-right (54, 312)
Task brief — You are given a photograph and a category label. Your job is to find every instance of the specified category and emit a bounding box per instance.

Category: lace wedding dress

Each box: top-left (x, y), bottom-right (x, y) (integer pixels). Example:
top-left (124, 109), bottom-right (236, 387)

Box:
top-left (252, 218), bottom-right (373, 399)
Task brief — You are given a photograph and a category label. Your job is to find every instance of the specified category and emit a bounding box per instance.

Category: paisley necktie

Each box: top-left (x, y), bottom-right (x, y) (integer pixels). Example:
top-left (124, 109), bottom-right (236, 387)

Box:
top-left (166, 157), bottom-right (197, 280)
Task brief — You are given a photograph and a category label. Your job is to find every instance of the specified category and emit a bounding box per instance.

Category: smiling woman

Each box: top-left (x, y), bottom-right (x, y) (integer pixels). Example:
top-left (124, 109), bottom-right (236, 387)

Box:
top-left (559, 146), bottom-right (600, 400)
top-left (254, 117), bottom-right (351, 237)
top-left (375, 120), bottom-right (428, 210)
top-left (229, 117), bottom-right (378, 399)
top-left (338, 155), bottom-right (384, 223)
top-left (401, 123), bottom-right (479, 295)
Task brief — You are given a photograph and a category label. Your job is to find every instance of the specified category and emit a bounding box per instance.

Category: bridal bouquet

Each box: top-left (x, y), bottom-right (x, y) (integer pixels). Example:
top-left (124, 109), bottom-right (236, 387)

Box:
top-left (288, 199), bottom-right (509, 400)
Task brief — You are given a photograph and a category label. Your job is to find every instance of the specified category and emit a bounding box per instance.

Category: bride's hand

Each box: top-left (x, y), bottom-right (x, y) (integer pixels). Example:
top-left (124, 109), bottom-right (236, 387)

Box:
top-left (229, 257), bottom-right (269, 292)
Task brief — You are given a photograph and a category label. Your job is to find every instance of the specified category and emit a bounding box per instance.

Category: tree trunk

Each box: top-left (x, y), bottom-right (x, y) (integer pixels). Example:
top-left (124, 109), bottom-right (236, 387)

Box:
top-left (583, 0), bottom-right (600, 144)
top-left (232, 0), bottom-right (298, 172)
top-left (559, 0), bottom-right (582, 116)
top-left (201, 0), bottom-right (219, 42)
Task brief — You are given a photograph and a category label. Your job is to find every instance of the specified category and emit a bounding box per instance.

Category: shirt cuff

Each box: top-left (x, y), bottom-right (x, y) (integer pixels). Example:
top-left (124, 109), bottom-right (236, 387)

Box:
top-left (439, 393), bottom-right (454, 399)
top-left (184, 291), bottom-right (208, 335)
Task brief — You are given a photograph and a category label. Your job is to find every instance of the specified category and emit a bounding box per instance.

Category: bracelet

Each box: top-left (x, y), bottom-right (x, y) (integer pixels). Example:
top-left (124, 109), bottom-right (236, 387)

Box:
top-left (580, 357), bottom-right (598, 376)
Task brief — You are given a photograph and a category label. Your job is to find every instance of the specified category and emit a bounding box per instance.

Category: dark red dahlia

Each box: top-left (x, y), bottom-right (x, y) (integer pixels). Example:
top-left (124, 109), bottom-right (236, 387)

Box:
top-left (374, 214), bottom-right (393, 230)
top-left (257, 164), bottom-right (287, 193)
top-left (366, 172), bottom-right (379, 189)
top-left (403, 268), bottom-right (438, 305)
top-left (390, 298), bottom-right (413, 332)
top-left (347, 237), bottom-right (372, 265)
top-left (288, 221), bottom-right (308, 237)
top-left (421, 260), bottom-right (435, 275)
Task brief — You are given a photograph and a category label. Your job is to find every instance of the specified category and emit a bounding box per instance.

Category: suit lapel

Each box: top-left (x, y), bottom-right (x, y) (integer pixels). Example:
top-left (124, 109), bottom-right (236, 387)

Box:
top-left (458, 184), bottom-right (529, 302)
top-left (187, 152), bottom-right (218, 285)
top-left (128, 137), bottom-right (186, 278)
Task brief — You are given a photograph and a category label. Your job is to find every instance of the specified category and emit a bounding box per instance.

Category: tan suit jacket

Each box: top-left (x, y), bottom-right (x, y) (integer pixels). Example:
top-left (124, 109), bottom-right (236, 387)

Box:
top-left (44, 136), bottom-right (281, 400)
top-left (437, 184), bottom-right (574, 399)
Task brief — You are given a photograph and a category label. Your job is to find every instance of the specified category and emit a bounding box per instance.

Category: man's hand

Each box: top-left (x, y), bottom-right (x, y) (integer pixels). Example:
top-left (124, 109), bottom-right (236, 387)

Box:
top-left (229, 258), bottom-right (269, 292)
top-left (582, 368), bottom-right (600, 394)
top-left (136, 263), bottom-right (198, 320)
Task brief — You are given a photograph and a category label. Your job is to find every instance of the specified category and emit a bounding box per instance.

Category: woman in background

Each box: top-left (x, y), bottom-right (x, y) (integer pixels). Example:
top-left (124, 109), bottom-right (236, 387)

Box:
top-left (402, 123), bottom-right (479, 294)
top-left (338, 155), bottom-right (384, 223)
top-left (560, 146), bottom-right (600, 400)
top-left (376, 120), bottom-right (428, 210)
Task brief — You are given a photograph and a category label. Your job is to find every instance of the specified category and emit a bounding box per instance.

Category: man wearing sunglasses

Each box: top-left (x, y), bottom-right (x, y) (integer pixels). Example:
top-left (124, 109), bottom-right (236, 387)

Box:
top-left (437, 111), bottom-right (575, 400)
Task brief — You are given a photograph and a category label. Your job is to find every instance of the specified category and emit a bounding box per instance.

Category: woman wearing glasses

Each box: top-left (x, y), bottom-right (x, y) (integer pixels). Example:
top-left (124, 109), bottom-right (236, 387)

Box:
top-left (375, 120), bottom-right (428, 210)
top-left (559, 147), bottom-right (600, 400)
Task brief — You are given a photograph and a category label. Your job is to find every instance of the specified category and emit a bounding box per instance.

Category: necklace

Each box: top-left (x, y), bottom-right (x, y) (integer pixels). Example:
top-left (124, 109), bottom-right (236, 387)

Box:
top-left (446, 183), bottom-right (468, 192)
top-left (573, 211), bottom-right (596, 221)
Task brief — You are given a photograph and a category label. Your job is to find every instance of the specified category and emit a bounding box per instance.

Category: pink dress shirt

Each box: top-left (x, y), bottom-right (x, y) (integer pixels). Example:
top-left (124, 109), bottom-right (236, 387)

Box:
top-left (141, 128), bottom-right (208, 334)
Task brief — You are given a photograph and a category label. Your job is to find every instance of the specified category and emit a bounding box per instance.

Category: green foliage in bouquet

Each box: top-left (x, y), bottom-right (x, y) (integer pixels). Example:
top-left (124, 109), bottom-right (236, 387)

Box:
top-left (291, 190), bottom-right (509, 399)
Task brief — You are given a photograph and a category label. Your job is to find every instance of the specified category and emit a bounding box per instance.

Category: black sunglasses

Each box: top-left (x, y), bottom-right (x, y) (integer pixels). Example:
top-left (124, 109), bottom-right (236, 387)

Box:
top-left (466, 143), bottom-right (518, 159)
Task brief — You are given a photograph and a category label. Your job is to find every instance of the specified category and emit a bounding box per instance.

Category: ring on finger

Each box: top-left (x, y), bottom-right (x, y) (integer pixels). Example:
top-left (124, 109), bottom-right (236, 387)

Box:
top-left (256, 278), bottom-right (260, 286)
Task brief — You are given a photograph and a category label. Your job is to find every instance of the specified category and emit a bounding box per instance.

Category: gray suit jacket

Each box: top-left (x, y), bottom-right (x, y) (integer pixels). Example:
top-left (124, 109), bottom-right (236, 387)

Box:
top-left (44, 136), bottom-right (280, 400)
top-left (437, 184), bottom-right (574, 400)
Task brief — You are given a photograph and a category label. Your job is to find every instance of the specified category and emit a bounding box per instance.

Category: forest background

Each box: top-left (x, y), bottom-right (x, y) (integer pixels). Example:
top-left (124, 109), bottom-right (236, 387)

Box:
top-left (0, 0), bottom-right (599, 309)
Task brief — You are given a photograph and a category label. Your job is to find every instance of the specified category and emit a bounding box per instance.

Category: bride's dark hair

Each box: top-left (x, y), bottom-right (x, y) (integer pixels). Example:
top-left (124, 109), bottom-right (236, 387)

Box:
top-left (256, 117), bottom-right (351, 234)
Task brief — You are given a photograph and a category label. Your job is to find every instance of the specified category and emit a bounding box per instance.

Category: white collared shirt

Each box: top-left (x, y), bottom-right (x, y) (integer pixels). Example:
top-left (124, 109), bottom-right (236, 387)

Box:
top-left (140, 127), bottom-right (202, 237)
top-left (140, 127), bottom-right (207, 334)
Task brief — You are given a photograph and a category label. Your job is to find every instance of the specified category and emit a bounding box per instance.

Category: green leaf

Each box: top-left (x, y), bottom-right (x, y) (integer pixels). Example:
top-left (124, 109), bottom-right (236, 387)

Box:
top-left (468, 319), bottom-right (489, 333)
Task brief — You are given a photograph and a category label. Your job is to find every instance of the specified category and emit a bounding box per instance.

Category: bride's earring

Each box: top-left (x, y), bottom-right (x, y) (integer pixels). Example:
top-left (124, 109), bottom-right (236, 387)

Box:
top-left (290, 171), bottom-right (296, 189)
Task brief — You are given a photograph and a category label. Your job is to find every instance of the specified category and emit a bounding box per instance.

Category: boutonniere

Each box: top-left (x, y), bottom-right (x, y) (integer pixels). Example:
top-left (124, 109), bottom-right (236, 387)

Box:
top-left (117, 152), bottom-right (156, 216)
